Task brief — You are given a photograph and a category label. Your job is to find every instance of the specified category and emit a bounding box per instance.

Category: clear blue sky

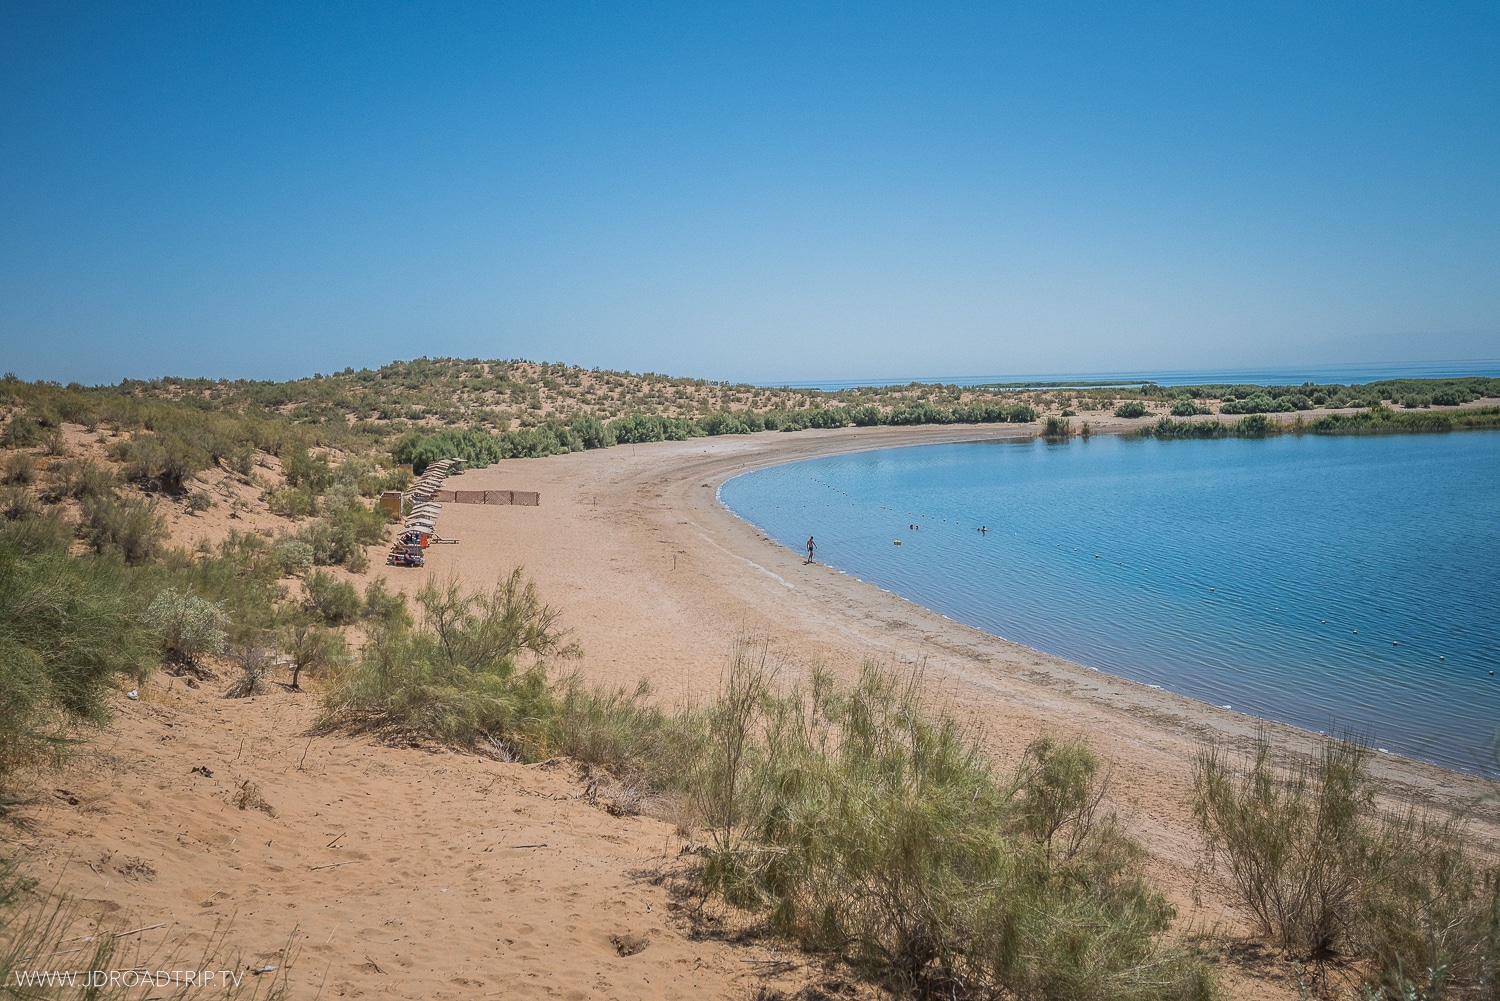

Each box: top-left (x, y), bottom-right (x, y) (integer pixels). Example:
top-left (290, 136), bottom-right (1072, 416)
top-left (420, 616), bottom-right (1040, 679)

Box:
top-left (2, 2), bottom-right (1497, 385)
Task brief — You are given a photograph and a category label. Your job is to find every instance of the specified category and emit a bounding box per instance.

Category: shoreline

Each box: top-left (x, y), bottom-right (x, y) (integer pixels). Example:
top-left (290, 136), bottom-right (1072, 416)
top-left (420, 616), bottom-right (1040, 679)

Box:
top-left (416, 421), bottom-right (1500, 873)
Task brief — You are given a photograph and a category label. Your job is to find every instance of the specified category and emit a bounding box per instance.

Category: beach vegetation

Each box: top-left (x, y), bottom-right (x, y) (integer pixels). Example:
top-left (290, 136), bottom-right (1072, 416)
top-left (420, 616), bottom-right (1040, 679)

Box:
top-left (693, 655), bottom-right (1216, 1000)
top-left (0, 541), bottom-right (155, 781)
top-left (1194, 733), bottom-right (1499, 998)
top-left (2, 452), bottom-right (36, 485)
top-left (1171, 396), bottom-right (1210, 417)
top-left (1, 413), bottom-right (48, 449)
top-left (361, 576), bottom-right (412, 628)
top-left (281, 613), bottom-right (348, 690)
top-left (143, 586), bottom-right (229, 670)
top-left (1114, 400), bottom-right (1149, 418)
top-left (0, 856), bottom-right (295, 1001)
top-left (321, 597), bottom-right (1216, 1000)
top-left (80, 492), bottom-right (168, 564)
top-left (302, 569), bottom-right (361, 625)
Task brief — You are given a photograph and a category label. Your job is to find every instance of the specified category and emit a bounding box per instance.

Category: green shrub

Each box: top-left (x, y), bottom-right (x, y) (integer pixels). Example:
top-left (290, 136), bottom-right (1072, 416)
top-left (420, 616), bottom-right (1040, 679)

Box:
top-left (1044, 415), bottom-right (1072, 436)
top-left (607, 413), bottom-right (704, 444)
top-left (293, 503), bottom-right (387, 568)
top-left (1194, 733), bottom-right (1499, 996)
top-left (143, 587), bottom-right (229, 669)
top-left (273, 538), bottom-right (315, 577)
top-left (1, 413), bottom-right (45, 448)
top-left (0, 509), bottom-right (74, 555)
top-left (698, 412), bottom-right (753, 436)
top-left (1220, 394), bottom-right (1292, 415)
top-left (283, 448), bottom-right (334, 490)
top-left (80, 493), bottom-right (167, 564)
top-left (40, 458), bottom-right (116, 501)
top-left (264, 485), bottom-right (319, 519)
top-left (110, 430), bottom-right (209, 492)
top-left (1114, 400), bottom-right (1149, 418)
top-left (570, 414), bottom-right (614, 449)
top-left (1171, 397), bottom-right (1208, 417)
top-left (303, 568), bottom-right (361, 625)
top-left (2, 452), bottom-right (35, 484)
top-left (0, 547), bottom-right (154, 779)
top-left (321, 570), bottom-right (581, 750)
top-left (281, 613), bottom-right (349, 690)
top-left (0, 485), bottom-right (41, 522)
top-left (186, 489), bottom-right (213, 513)
top-left (180, 543), bottom-right (285, 643)
top-left (696, 659), bottom-right (1215, 1000)
top-left (362, 576), bottom-right (412, 628)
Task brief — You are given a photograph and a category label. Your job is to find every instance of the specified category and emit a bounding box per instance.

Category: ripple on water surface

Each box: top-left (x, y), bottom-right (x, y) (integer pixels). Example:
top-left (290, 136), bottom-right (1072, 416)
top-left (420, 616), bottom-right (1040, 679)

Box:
top-left (720, 431), bottom-right (1500, 778)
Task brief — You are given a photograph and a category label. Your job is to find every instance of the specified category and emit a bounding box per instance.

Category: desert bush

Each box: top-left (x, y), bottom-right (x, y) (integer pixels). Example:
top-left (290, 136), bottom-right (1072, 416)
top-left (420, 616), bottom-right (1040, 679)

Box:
top-left (321, 570), bottom-right (580, 749)
top-left (40, 457), bottom-right (116, 502)
top-left (0, 508), bottom-right (74, 555)
top-left (570, 413), bottom-right (614, 449)
top-left (271, 537), bottom-right (316, 577)
top-left (144, 587), bottom-right (229, 669)
top-left (186, 489), bottom-right (213, 513)
top-left (282, 448), bottom-right (334, 491)
top-left (110, 430), bottom-right (209, 492)
top-left (345, 545), bottom-right (370, 574)
top-left (303, 568), bottom-right (361, 625)
top-left (42, 426), bottom-right (67, 455)
top-left (695, 658), bottom-right (1215, 1000)
top-left (264, 485), bottom-right (319, 519)
top-left (223, 640), bottom-right (275, 698)
top-left (551, 678), bottom-right (703, 787)
top-left (1171, 396), bottom-right (1209, 417)
top-left (2, 452), bottom-right (35, 484)
top-left (361, 576), bottom-right (412, 628)
top-left (1194, 733), bottom-right (1499, 997)
top-left (1114, 400), bottom-right (1149, 418)
top-left (1, 413), bottom-right (45, 448)
top-left (0, 485), bottom-right (41, 523)
top-left (80, 493), bottom-right (167, 564)
top-left (0, 547), bottom-right (154, 780)
top-left (281, 613), bottom-right (349, 690)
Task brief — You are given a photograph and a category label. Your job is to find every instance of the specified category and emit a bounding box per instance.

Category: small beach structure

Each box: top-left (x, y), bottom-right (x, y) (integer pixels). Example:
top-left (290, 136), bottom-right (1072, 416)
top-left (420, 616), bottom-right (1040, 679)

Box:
top-left (388, 458), bottom-right (463, 566)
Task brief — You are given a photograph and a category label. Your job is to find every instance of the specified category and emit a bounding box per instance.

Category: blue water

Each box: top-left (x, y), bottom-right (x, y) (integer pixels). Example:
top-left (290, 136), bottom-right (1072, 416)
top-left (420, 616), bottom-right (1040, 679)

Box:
top-left (767, 360), bottom-right (1500, 391)
top-left (720, 432), bottom-right (1500, 778)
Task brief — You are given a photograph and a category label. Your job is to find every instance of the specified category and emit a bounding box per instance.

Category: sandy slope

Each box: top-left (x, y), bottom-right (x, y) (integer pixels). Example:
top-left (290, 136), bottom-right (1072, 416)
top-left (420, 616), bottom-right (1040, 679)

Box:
top-left (12, 679), bottom-right (826, 999)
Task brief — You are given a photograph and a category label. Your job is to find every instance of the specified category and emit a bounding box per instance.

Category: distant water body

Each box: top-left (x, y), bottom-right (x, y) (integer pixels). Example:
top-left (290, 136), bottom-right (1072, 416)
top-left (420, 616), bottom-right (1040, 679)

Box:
top-left (720, 432), bottom-right (1500, 778)
top-left (769, 361), bottom-right (1500, 392)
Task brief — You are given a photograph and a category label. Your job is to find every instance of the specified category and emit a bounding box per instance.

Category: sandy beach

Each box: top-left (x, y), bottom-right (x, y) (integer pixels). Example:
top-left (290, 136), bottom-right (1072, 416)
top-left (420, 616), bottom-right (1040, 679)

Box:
top-left (13, 421), bottom-right (1499, 1000)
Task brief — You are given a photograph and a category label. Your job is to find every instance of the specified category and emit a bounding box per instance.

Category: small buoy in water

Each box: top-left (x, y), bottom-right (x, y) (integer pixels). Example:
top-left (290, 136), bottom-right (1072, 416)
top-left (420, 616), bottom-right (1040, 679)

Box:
top-left (1321, 620), bottom-right (1326, 624)
top-left (1353, 630), bottom-right (1358, 634)
top-left (893, 540), bottom-right (902, 546)
top-left (1095, 554), bottom-right (1100, 559)
top-left (1490, 670), bottom-right (1495, 676)
top-left (1439, 655), bottom-right (1445, 660)
top-left (1393, 641), bottom-right (1398, 646)
top-left (1210, 587), bottom-right (1215, 592)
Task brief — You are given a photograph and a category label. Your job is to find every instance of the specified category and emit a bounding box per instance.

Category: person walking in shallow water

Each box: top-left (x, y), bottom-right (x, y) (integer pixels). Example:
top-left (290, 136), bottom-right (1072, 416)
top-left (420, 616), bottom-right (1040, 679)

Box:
top-left (805, 536), bottom-right (816, 564)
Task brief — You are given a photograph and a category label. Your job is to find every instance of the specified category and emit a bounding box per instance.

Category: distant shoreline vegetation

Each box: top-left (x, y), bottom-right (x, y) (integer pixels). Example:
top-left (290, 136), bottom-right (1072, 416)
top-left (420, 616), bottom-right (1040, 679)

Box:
top-left (3, 363), bottom-right (1498, 475)
top-left (1143, 405), bottom-right (1500, 440)
top-left (390, 401), bottom-right (1042, 471)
